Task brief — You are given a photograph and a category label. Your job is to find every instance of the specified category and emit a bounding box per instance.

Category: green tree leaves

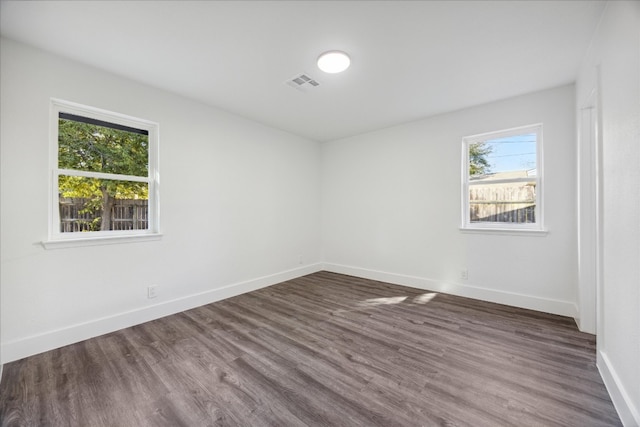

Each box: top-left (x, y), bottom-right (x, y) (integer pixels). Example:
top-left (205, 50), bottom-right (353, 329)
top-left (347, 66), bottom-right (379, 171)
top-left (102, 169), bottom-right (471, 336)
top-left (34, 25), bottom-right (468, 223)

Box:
top-left (58, 117), bottom-right (149, 231)
top-left (469, 141), bottom-right (492, 176)
top-left (58, 119), bottom-right (148, 177)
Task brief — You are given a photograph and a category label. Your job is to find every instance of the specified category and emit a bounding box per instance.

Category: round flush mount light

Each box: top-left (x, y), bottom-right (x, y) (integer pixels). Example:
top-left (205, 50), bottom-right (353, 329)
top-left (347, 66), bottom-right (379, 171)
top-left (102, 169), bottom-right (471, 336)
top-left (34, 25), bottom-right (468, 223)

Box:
top-left (317, 51), bottom-right (351, 73)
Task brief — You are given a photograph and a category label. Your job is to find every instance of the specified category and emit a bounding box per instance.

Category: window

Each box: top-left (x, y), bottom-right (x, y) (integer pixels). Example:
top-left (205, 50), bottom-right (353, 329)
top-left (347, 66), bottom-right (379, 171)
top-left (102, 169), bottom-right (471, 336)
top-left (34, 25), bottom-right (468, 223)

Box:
top-left (462, 124), bottom-right (543, 232)
top-left (47, 99), bottom-right (159, 245)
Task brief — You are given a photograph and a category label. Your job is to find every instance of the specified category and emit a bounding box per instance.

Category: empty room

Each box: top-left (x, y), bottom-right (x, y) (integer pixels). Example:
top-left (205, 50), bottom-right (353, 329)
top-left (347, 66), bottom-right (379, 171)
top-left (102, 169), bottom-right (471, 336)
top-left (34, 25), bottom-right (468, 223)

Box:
top-left (0, 1), bottom-right (638, 426)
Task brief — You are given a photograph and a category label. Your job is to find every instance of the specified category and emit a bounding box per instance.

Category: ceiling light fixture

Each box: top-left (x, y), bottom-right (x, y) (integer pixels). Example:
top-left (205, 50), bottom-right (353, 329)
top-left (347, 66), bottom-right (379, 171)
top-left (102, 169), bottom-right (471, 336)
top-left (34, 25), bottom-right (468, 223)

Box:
top-left (317, 51), bottom-right (351, 74)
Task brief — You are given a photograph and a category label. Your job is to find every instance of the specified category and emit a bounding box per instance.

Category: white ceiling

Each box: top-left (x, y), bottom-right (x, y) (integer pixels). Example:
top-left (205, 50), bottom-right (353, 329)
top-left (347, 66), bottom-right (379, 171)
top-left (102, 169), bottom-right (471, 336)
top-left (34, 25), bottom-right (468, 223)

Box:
top-left (0, 1), bottom-right (605, 142)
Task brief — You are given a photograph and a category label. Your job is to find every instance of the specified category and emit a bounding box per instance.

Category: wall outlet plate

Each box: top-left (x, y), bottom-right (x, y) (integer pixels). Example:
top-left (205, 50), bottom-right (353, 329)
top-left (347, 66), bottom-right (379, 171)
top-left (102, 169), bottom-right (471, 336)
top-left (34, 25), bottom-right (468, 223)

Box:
top-left (147, 285), bottom-right (158, 299)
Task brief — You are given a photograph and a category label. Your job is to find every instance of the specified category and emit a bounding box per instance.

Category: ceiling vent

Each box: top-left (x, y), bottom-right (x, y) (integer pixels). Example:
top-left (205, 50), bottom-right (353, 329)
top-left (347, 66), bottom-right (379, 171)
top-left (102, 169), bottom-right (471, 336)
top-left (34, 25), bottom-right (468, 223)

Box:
top-left (285, 73), bottom-right (320, 92)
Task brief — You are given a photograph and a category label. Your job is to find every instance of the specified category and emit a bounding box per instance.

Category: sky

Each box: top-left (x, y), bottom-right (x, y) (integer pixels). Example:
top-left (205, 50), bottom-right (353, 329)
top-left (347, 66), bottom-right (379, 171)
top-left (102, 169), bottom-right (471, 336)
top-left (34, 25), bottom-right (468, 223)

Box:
top-left (484, 133), bottom-right (536, 173)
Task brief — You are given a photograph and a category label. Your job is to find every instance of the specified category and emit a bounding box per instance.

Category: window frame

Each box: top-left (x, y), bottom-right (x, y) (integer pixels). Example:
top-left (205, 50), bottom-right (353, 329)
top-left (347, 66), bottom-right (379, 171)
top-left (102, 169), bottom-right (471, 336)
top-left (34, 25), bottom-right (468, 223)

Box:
top-left (45, 99), bottom-right (160, 248)
top-left (461, 123), bottom-right (545, 234)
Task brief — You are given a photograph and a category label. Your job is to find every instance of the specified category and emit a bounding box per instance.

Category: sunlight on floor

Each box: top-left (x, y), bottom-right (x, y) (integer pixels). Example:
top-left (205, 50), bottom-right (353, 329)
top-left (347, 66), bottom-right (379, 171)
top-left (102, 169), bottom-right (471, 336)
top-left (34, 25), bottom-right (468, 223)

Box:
top-left (413, 293), bottom-right (438, 304)
top-left (358, 296), bottom-right (407, 307)
top-left (357, 292), bottom-right (438, 308)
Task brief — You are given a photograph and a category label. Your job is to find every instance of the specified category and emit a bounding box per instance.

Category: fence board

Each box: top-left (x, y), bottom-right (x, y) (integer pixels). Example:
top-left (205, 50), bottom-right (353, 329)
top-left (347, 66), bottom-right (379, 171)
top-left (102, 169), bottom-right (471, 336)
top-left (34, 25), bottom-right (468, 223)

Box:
top-left (59, 198), bottom-right (148, 232)
top-left (469, 183), bottom-right (536, 223)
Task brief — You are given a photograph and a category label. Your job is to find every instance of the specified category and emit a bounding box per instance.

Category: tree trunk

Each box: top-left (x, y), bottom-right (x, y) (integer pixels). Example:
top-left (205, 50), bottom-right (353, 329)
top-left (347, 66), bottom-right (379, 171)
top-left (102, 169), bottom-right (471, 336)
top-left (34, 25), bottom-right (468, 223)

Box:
top-left (100, 187), bottom-right (114, 231)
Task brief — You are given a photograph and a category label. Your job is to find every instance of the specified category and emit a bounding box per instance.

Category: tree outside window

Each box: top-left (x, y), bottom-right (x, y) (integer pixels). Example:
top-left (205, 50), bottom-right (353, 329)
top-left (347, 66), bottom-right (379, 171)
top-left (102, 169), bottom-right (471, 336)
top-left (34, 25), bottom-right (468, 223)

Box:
top-left (50, 100), bottom-right (159, 241)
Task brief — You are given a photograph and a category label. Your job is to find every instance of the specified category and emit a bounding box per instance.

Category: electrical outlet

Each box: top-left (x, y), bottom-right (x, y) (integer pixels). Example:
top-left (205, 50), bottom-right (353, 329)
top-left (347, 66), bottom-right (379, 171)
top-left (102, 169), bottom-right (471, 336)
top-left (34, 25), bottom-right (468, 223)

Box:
top-left (147, 285), bottom-right (158, 299)
top-left (298, 255), bottom-right (303, 265)
top-left (460, 269), bottom-right (468, 280)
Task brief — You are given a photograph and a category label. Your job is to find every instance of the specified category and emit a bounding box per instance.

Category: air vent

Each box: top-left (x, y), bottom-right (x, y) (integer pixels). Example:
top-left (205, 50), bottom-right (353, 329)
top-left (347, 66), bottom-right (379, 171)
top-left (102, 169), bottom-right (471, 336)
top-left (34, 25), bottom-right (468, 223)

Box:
top-left (285, 73), bottom-right (320, 91)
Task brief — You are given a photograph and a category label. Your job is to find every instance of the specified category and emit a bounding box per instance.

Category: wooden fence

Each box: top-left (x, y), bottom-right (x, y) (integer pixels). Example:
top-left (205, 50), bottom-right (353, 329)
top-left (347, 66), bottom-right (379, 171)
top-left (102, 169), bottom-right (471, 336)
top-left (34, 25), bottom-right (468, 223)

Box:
top-left (469, 183), bottom-right (536, 223)
top-left (59, 198), bottom-right (148, 232)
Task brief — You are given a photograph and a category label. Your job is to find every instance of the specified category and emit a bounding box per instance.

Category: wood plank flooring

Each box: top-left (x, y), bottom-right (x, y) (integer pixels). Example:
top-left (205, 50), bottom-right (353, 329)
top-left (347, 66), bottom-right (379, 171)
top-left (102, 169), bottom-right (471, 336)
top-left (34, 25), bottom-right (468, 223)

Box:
top-left (0, 271), bottom-right (621, 426)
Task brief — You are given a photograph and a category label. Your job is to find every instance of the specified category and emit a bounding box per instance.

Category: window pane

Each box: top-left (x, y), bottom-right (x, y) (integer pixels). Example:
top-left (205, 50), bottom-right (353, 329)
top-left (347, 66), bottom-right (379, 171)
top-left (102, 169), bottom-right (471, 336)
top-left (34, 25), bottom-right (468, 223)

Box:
top-left (58, 114), bottom-right (148, 177)
top-left (469, 179), bottom-right (536, 223)
top-left (58, 176), bottom-right (148, 232)
top-left (467, 130), bottom-right (538, 225)
top-left (469, 133), bottom-right (536, 177)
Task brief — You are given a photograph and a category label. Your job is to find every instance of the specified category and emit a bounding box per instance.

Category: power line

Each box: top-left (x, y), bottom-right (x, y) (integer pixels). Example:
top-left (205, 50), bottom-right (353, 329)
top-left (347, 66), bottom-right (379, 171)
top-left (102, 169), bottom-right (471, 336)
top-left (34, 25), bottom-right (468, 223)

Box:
top-left (489, 152), bottom-right (536, 158)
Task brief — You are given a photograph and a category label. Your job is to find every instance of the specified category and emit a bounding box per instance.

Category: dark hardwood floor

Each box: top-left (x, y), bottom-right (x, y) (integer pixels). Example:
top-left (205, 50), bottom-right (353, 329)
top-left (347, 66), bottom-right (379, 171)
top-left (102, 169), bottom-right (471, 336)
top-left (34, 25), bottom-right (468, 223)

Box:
top-left (0, 271), bottom-right (621, 426)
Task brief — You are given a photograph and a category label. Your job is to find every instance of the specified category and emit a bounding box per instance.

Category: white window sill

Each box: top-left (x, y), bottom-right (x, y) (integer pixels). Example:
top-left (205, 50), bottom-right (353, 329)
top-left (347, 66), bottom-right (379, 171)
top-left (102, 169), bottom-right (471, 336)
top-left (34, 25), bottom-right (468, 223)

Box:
top-left (459, 227), bottom-right (548, 237)
top-left (42, 233), bottom-right (163, 250)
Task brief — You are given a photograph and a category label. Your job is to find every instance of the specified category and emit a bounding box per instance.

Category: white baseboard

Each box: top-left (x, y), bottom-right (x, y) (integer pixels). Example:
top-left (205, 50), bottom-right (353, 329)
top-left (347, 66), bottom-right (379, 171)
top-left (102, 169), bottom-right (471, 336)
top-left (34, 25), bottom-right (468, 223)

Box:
top-left (598, 351), bottom-right (640, 427)
top-left (0, 263), bottom-right (580, 364)
top-left (1, 263), bottom-right (323, 364)
top-left (322, 263), bottom-right (578, 318)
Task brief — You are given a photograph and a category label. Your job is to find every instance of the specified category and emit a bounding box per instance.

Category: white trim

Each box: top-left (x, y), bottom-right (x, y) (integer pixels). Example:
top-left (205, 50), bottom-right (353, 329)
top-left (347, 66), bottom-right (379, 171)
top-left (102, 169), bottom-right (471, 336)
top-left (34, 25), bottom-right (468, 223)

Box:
top-left (1, 263), bottom-right (323, 363)
top-left (469, 177), bottom-right (537, 186)
top-left (462, 123), bottom-right (543, 143)
top-left (51, 98), bottom-right (158, 130)
top-left (57, 169), bottom-right (149, 183)
top-left (322, 263), bottom-right (577, 318)
top-left (459, 227), bottom-right (548, 237)
top-left (598, 351), bottom-right (640, 426)
top-left (461, 123), bottom-right (544, 232)
top-left (42, 233), bottom-right (163, 250)
top-left (49, 98), bottom-right (160, 242)
top-left (576, 85), bottom-right (600, 335)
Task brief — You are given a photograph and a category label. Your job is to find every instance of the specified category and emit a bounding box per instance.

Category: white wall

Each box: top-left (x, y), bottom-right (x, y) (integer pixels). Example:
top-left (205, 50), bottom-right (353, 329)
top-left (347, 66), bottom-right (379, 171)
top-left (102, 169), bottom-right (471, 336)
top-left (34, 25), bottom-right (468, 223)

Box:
top-left (1, 9), bottom-right (637, 423)
top-left (322, 85), bottom-right (578, 317)
top-left (0, 38), bottom-right (322, 363)
top-left (576, 2), bottom-right (640, 425)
